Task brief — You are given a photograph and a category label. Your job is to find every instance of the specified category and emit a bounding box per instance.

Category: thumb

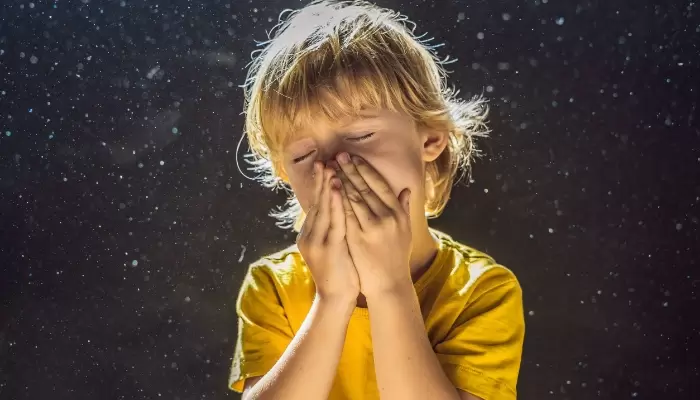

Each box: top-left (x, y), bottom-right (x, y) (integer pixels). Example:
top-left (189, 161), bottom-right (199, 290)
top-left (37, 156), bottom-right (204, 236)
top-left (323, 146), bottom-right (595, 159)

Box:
top-left (399, 188), bottom-right (411, 215)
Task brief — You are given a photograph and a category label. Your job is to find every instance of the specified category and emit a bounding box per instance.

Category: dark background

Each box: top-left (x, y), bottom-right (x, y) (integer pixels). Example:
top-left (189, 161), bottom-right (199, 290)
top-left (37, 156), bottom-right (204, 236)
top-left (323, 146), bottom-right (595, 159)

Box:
top-left (1, 0), bottom-right (698, 399)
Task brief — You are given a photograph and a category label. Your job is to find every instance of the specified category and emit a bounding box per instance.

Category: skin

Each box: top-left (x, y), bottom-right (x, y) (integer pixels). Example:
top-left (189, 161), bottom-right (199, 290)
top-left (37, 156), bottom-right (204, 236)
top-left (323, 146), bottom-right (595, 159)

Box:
top-left (243, 109), bottom-right (482, 400)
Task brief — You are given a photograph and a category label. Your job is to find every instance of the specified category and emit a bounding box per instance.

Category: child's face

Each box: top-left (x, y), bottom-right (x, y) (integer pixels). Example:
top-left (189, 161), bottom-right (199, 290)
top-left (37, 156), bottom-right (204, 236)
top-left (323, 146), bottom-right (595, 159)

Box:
top-left (281, 109), bottom-right (442, 219)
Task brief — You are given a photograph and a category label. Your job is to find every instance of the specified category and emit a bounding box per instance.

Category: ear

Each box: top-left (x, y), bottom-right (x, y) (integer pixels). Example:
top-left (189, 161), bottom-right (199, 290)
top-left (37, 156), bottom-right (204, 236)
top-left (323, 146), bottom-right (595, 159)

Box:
top-left (420, 128), bottom-right (449, 163)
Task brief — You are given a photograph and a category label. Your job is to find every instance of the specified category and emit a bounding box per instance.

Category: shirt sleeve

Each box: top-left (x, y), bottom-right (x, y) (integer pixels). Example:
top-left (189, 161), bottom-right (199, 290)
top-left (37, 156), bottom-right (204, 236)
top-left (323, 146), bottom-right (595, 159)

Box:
top-left (434, 275), bottom-right (525, 400)
top-left (228, 263), bottom-right (295, 393)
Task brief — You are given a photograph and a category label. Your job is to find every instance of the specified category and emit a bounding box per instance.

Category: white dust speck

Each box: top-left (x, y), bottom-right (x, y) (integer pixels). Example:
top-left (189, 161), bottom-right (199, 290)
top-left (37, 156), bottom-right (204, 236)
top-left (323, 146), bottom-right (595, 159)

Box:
top-left (146, 66), bottom-right (161, 79)
top-left (498, 62), bottom-right (510, 70)
top-left (238, 245), bottom-right (247, 263)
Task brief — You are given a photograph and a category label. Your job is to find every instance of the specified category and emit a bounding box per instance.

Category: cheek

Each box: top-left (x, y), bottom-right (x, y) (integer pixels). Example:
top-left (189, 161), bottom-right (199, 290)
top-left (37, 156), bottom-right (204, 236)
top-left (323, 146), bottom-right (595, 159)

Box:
top-left (287, 164), bottom-right (317, 210)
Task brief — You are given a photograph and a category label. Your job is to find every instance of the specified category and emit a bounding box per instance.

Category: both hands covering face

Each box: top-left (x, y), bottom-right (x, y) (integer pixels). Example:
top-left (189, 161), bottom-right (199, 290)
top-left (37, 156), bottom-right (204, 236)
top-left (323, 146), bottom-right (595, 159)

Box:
top-left (296, 152), bottom-right (413, 303)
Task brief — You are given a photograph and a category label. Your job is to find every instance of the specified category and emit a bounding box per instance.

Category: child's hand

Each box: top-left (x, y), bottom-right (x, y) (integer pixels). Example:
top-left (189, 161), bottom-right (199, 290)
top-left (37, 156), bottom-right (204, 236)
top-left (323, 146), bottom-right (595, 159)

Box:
top-left (332, 153), bottom-right (413, 300)
top-left (296, 161), bottom-right (360, 304)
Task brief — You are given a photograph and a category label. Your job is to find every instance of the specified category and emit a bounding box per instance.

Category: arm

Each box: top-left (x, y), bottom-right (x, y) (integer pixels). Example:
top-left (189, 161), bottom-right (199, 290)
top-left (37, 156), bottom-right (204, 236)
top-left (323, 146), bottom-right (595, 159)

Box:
top-left (242, 294), bottom-right (355, 400)
top-left (368, 276), bottom-right (524, 400)
top-left (366, 281), bottom-right (463, 400)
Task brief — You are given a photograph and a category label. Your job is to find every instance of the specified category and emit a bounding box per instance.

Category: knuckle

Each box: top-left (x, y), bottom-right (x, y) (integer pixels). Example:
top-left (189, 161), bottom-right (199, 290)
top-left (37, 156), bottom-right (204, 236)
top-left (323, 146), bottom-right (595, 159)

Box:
top-left (358, 186), bottom-right (372, 195)
top-left (366, 224), bottom-right (379, 234)
top-left (376, 209), bottom-right (392, 220)
top-left (348, 193), bottom-right (363, 203)
top-left (372, 216), bottom-right (393, 230)
top-left (312, 229), bottom-right (328, 244)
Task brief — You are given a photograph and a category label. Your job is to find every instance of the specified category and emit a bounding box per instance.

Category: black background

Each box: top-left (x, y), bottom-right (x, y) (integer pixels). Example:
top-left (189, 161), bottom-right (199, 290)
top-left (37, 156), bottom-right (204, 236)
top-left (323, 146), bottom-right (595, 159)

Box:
top-left (1, 0), bottom-right (698, 399)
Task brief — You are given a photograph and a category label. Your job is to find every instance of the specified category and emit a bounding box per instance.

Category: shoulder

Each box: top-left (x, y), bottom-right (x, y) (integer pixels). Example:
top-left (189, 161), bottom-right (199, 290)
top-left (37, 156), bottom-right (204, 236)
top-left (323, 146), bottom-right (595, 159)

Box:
top-left (238, 243), bottom-right (313, 300)
top-left (236, 244), bottom-right (316, 328)
top-left (433, 229), bottom-right (521, 301)
top-left (243, 243), bottom-right (309, 280)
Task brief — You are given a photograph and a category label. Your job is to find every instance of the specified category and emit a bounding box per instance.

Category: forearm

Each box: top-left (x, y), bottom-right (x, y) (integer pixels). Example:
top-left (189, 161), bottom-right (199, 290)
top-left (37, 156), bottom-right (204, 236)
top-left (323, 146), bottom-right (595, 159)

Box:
top-left (245, 294), bottom-right (354, 400)
top-left (367, 282), bottom-right (459, 400)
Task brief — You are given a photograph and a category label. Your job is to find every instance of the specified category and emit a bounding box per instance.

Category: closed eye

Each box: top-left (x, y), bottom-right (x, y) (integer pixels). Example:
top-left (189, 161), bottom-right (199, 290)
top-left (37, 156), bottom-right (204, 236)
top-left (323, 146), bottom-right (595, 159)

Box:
top-left (349, 132), bottom-right (376, 142)
top-left (291, 133), bottom-right (376, 164)
top-left (293, 150), bottom-right (316, 164)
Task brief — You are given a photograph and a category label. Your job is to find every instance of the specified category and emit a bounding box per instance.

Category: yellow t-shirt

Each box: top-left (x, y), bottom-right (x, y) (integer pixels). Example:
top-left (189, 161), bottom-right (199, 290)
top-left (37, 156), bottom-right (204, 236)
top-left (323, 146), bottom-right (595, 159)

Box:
top-left (229, 228), bottom-right (525, 400)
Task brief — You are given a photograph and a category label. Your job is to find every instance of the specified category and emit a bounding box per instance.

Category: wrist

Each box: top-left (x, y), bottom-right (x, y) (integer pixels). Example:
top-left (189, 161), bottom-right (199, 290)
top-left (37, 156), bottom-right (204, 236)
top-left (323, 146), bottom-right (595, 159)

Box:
top-left (363, 276), bottom-right (415, 302)
top-left (315, 292), bottom-right (357, 313)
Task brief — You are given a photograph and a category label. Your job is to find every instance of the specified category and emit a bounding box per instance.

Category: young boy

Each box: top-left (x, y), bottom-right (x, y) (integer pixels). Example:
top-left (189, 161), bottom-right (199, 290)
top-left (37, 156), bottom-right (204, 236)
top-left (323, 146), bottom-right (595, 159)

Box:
top-left (228, 1), bottom-right (525, 399)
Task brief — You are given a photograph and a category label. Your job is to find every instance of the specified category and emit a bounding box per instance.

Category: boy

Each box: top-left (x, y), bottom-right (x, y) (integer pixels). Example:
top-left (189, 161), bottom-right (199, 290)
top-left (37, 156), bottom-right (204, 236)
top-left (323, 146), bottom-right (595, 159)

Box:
top-left (229, 1), bottom-right (525, 399)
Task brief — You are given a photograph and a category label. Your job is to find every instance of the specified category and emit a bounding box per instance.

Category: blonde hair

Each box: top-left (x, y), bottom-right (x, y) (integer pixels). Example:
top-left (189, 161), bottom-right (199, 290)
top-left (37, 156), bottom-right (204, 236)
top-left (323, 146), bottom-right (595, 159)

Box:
top-left (240, 0), bottom-right (490, 232)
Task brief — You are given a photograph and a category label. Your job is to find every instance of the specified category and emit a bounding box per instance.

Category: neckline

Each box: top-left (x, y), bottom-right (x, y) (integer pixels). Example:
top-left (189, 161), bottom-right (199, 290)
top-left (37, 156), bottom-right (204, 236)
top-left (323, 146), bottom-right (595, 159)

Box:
top-left (350, 229), bottom-right (449, 319)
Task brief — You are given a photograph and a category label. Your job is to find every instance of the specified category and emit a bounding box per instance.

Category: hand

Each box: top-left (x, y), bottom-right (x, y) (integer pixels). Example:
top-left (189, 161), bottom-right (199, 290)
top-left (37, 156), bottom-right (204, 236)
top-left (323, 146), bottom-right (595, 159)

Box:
top-left (296, 161), bottom-right (360, 304)
top-left (331, 153), bottom-right (413, 300)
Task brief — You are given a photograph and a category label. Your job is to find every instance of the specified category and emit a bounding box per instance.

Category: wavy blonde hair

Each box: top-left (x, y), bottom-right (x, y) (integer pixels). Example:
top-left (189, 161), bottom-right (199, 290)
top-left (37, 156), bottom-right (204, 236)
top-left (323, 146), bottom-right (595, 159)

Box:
top-left (240, 0), bottom-right (490, 232)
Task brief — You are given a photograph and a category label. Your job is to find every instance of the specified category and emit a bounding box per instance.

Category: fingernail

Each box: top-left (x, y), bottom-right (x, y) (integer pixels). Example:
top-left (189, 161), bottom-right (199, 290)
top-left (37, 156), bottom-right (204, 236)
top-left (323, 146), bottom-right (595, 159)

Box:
top-left (338, 152), bottom-right (350, 164)
top-left (331, 177), bottom-right (341, 189)
top-left (328, 160), bottom-right (340, 170)
top-left (351, 155), bottom-right (361, 164)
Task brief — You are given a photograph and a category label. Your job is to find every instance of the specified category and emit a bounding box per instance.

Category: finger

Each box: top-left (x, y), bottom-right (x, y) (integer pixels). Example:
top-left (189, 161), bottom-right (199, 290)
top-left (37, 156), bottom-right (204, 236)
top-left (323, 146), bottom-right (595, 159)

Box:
top-left (335, 166), bottom-right (373, 229)
top-left (336, 153), bottom-right (392, 217)
top-left (309, 167), bottom-right (334, 243)
top-left (311, 160), bottom-right (324, 206)
top-left (300, 161), bottom-right (323, 240)
top-left (326, 176), bottom-right (346, 243)
top-left (332, 165), bottom-right (361, 232)
top-left (350, 155), bottom-right (402, 212)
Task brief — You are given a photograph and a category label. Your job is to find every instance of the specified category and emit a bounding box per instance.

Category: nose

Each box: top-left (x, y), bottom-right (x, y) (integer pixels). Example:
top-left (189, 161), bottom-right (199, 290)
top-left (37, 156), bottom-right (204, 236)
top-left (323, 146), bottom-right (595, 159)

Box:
top-left (325, 158), bottom-right (341, 172)
top-left (318, 149), bottom-right (345, 170)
